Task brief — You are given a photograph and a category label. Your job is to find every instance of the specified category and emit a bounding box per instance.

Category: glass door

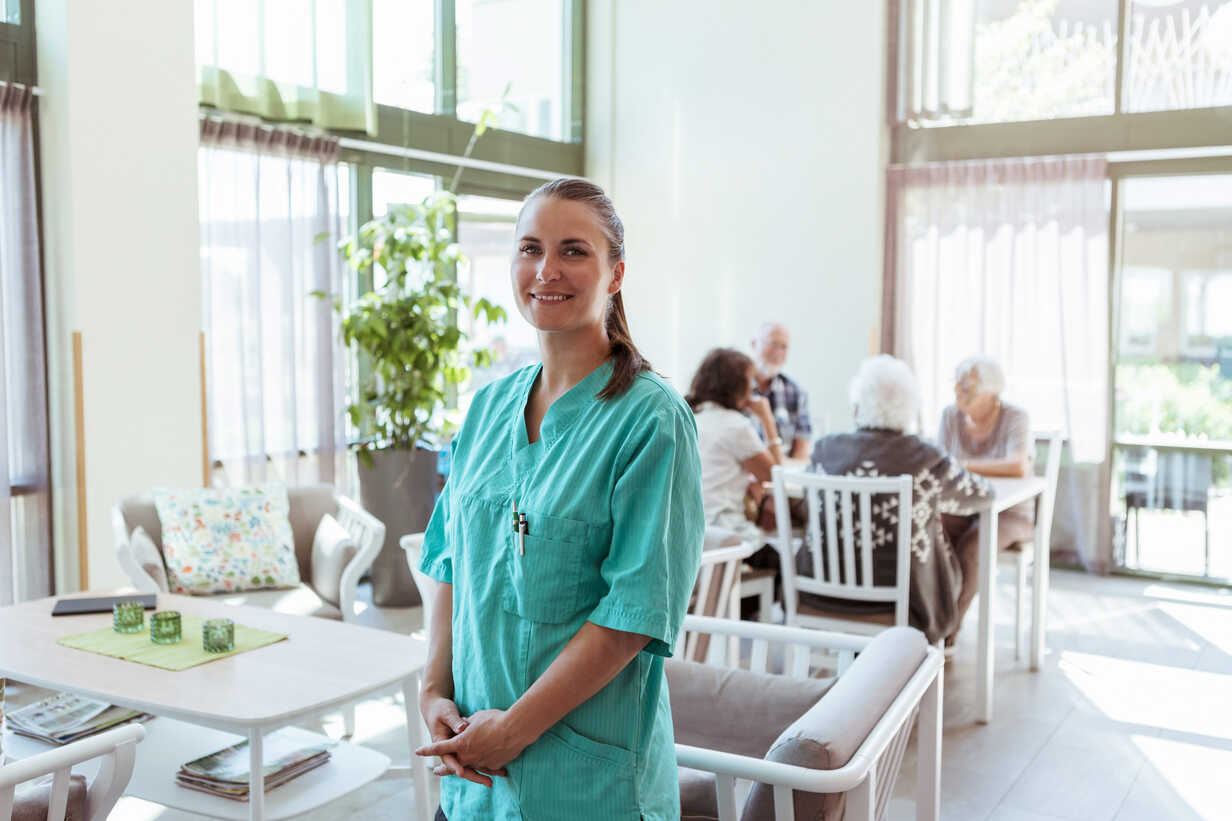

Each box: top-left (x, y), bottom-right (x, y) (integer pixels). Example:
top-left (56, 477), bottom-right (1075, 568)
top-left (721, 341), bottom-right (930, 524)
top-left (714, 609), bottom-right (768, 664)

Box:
top-left (1112, 171), bottom-right (1232, 580)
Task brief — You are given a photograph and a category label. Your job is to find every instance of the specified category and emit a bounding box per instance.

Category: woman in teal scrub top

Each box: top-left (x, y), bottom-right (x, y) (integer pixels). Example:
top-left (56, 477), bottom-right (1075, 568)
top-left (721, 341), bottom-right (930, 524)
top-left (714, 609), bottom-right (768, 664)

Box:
top-left (414, 178), bottom-right (705, 821)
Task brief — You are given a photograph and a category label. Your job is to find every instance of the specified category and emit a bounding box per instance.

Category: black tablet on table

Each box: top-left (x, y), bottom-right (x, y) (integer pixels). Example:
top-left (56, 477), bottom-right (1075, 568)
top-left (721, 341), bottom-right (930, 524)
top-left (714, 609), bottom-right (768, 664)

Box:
top-left (51, 594), bottom-right (157, 616)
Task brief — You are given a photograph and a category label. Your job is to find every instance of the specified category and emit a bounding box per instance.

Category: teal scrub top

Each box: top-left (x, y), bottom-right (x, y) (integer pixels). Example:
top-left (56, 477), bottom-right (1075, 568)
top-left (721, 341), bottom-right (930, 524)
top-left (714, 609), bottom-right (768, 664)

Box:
top-left (420, 359), bottom-right (704, 821)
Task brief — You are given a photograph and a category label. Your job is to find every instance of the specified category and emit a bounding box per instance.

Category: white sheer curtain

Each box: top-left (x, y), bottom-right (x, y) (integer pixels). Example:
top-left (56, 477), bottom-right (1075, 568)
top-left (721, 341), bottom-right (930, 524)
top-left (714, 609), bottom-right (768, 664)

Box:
top-left (198, 118), bottom-right (353, 496)
top-left (1, 83), bottom-right (52, 604)
top-left (888, 155), bottom-right (1111, 570)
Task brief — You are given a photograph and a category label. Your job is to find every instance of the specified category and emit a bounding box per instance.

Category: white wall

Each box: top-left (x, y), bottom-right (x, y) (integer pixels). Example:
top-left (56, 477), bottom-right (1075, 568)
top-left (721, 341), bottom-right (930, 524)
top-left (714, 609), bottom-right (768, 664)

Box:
top-left (586, 0), bottom-right (887, 433)
top-left (37, 0), bottom-right (203, 590)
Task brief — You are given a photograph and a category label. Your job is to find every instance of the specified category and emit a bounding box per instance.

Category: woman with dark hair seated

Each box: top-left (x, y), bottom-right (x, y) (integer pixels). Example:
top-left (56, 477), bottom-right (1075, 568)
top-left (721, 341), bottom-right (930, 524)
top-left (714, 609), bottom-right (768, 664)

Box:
top-left (686, 347), bottom-right (783, 547)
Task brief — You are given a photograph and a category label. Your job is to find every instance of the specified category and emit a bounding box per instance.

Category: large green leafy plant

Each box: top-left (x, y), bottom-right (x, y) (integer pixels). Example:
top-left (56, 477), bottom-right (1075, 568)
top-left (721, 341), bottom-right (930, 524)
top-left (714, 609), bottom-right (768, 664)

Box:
top-left (332, 191), bottom-right (506, 462)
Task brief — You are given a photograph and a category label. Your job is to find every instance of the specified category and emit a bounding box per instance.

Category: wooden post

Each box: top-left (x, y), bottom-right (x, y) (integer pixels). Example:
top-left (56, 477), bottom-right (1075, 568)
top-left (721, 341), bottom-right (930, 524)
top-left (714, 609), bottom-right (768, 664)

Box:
top-left (71, 331), bottom-right (88, 589)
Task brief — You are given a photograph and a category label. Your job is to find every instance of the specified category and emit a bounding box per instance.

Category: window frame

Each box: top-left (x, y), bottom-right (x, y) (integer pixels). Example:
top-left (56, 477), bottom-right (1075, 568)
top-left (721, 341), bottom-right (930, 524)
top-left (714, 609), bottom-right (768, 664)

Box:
top-left (0, 0), bottom-right (35, 85)
top-left (889, 0), bottom-right (1232, 164)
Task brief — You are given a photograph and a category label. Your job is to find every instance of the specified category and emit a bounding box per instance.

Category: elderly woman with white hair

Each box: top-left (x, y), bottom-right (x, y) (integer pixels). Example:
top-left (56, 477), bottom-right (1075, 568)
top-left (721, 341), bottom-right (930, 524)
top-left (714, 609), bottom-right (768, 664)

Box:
top-left (804, 355), bottom-right (991, 645)
top-left (938, 355), bottom-right (1035, 643)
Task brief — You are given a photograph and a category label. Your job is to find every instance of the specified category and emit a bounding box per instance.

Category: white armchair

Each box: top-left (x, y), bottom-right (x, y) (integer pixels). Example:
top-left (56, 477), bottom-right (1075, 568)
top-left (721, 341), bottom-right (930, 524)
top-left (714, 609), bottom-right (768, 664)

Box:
top-left (0, 723), bottom-right (145, 821)
top-left (113, 485), bottom-right (385, 624)
top-left (672, 616), bottom-right (943, 821)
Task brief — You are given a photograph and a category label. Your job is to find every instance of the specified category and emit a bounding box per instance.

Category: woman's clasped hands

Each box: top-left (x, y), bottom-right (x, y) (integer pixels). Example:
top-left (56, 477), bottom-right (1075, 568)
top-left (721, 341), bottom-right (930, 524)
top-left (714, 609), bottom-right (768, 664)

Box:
top-left (418, 694), bottom-right (532, 788)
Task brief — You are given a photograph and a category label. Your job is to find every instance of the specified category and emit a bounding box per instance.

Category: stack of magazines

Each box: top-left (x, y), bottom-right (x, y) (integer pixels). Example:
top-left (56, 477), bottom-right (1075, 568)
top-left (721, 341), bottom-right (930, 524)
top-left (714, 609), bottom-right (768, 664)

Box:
top-left (7, 692), bottom-right (152, 745)
top-left (176, 727), bottom-right (335, 801)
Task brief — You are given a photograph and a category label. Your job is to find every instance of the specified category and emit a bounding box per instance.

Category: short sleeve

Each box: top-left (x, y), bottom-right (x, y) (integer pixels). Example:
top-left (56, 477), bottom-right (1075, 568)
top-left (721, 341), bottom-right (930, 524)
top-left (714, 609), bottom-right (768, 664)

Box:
top-left (419, 441), bottom-right (456, 584)
top-left (588, 405), bottom-right (705, 657)
top-left (1003, 406), bottom-right (1032, 462)
top-left (792, 386), bottom-right (812, 439)
top-left (721, 412), bottom-right (766, 463)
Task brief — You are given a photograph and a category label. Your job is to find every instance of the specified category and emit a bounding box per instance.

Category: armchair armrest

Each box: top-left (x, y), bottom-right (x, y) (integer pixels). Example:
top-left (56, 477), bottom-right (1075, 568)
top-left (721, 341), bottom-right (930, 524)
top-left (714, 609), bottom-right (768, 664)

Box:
top-left (334, 495), bottom-right (386, 622)
top-left (111, 506), bottom-right (162, 593)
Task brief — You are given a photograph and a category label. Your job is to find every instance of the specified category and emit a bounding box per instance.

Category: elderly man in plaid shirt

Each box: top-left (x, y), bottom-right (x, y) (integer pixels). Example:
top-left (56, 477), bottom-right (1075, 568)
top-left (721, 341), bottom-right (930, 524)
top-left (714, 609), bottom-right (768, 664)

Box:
top-left (749, 322), bottom-right (812, 459)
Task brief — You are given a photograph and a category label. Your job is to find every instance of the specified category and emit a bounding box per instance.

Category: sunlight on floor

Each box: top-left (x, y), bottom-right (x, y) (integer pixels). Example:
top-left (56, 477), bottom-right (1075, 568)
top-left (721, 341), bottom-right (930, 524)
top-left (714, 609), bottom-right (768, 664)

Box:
top-left (1133, 735), bottom-right (1232, 819)
top-left (1059, 650), bottom-right (1232, 739)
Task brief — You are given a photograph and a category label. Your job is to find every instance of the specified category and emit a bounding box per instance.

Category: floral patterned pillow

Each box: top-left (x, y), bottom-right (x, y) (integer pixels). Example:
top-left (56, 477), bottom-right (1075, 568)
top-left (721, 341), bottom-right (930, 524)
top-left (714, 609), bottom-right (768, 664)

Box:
top-left (152, 484), bottom-right (301, 595)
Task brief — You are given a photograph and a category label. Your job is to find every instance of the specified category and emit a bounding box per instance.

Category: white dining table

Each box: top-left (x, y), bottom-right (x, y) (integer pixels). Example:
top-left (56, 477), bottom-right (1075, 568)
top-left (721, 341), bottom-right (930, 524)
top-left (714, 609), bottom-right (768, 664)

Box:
top-left (976, 476), bottom-right (1049, 724)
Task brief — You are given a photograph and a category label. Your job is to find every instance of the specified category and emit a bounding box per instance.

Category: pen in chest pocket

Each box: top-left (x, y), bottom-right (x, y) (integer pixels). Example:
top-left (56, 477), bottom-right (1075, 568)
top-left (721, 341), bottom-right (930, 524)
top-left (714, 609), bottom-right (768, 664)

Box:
top-left (511, 501), bottom-right (528, 556)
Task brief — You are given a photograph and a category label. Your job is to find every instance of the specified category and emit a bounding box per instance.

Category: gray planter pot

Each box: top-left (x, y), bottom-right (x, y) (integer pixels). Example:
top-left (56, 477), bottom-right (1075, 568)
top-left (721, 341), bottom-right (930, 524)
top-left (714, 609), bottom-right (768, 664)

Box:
top-left (358, 446), bottom-right (439, 606)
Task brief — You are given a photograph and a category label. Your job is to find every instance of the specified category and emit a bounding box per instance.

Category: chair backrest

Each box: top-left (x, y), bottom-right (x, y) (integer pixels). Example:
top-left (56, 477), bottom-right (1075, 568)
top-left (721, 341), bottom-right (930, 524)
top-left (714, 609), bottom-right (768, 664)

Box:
top-left (0, 723), bottom-right (144, 821)
top-left (771, 467), bottom-right (913, 629)
top-left (400, 533), bottom-right (438, 637)
top-left (1033, 431), bottom-right (1064, 551)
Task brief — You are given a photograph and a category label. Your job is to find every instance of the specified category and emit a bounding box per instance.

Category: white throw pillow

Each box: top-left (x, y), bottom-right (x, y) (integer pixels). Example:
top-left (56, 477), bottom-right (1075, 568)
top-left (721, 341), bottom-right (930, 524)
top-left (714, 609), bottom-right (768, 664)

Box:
top-left (152, 483), bottom-right (301, 595)
top-left (129, 525), bottom-right (170, 592)
top-left (310, 513), bottom-right (358, 607)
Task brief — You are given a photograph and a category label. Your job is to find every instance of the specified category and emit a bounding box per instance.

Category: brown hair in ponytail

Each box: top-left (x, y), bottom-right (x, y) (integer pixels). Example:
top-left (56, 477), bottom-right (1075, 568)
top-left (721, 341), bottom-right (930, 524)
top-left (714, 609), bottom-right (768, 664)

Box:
top-left (521, 178), bottom-right (651, 400)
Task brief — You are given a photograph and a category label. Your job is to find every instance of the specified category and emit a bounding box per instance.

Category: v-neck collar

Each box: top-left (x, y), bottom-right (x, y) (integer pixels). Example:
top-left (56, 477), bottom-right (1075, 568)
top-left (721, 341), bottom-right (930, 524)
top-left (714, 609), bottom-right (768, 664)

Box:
top-left (514, 358), bottom-right (614, 452)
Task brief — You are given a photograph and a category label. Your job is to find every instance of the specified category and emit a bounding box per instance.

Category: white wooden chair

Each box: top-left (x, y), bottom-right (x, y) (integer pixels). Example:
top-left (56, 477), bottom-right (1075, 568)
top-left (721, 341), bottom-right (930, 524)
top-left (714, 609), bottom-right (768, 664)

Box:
top-left (673, 616), bottom-right (942, 821)
top-left (771, 467), bottom-right (913, 638)
top-left (400, 533), bottom-right (438, 639)
top-left (0, 723), bottom-right (144, 821)
top-left (1007, 431), bottom-right (1063, 660)
top-left (683, 529), bottom-right (760, 664)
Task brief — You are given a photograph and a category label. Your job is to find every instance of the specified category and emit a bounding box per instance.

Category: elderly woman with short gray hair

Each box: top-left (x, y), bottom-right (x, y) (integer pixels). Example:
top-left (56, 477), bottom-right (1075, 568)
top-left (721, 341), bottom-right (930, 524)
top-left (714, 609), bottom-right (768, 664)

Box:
top-left (938, 355), bottom-right (1035, 644)
top-left (805, 355), bottom-right (991, 645)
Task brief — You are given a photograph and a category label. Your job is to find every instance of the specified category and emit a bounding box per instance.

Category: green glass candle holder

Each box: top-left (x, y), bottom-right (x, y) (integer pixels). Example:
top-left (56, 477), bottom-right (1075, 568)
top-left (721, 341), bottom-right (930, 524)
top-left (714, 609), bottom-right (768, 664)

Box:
top-left (150, 611), bottom-right (182, 644)
top-left (203, 618), bottom-right (235, 653)
top-left (113, 601), bottom-right (145, 633)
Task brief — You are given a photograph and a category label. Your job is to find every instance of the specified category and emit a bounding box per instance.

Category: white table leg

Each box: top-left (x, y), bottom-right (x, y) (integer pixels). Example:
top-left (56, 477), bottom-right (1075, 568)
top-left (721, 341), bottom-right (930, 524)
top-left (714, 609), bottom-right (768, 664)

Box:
top-left (404, 674), bottom-right (433, 821)
top-left (248, 727), bottom-right (264, 821)
top-left (977, 509), bottom-right (998, 724)
top-left (1030, 516), bottom-right (1050, 671)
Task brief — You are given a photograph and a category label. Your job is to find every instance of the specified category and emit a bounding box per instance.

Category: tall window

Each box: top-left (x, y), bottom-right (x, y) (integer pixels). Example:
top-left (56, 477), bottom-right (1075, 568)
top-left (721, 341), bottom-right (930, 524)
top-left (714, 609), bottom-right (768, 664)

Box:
top-left (198, 120), bottom-right (354, 494)
top-left (455, 194), bottom-right (535, 408)
top-left (456, 0), bottom-right (567, 140)
top-left (1, 83), bottom-right (52, 604)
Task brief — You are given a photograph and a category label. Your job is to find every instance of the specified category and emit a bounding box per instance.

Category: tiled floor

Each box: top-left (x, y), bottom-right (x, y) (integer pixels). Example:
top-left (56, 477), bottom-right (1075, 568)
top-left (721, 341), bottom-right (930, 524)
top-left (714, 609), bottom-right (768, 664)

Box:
top-left (110, 570), bottom-right (1232, 820)
top-left (886, 569), bottom-right (1232, 821)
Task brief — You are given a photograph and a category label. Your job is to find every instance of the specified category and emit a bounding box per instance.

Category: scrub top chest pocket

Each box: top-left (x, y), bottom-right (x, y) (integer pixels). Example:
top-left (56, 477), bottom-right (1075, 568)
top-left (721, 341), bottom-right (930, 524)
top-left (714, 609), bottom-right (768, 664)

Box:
top-left (502, 508), bottom-right (604, 624)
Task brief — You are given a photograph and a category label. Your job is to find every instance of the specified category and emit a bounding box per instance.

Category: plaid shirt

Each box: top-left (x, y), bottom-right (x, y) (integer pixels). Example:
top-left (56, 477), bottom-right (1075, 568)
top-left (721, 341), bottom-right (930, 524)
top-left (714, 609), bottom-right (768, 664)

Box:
top-left (750, 372), bottom-right (811, 448)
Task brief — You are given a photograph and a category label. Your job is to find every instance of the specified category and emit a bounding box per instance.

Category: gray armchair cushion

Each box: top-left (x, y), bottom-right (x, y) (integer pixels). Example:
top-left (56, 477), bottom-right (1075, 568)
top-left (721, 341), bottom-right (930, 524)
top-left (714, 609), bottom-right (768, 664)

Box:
top-left (13, 774), bottom-right (87, 821)
top-left (130, 525), bottom-right (169, 592)
top-left (667, 660), bottom-right (834, 760)
top-left (310, 513), bottom-right (358, 607)
top-left (679, 766), bottom-right (719, 821)
top-left (213, 585), bottom-right (343, 620)
top-left (121, 496), bottom-right (163, 548)
top-left (287, 485), bottom-right (339, 579)
top-left (743, 626), bottom-right (929, 821)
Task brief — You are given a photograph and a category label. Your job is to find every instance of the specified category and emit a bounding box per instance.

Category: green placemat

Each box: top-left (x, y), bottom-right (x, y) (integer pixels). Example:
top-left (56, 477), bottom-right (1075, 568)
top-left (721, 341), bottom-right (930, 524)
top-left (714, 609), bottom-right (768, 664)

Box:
top-left (57, 616), bottom-right (287, 671)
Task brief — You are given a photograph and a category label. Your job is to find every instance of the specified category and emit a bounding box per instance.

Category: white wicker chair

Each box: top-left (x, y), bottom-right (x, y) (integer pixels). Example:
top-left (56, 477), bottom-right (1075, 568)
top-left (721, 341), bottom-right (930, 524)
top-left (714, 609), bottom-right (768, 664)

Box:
top-left (0, 724), bottom-right (144, 821)
top-left (673, 616), bottom-right (943, 821)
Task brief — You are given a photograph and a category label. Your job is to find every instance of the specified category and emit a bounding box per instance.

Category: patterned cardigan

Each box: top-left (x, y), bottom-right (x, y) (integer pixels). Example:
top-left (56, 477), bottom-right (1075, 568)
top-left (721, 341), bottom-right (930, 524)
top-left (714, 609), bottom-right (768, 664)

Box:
top-left (805, 428), bottom-right (992, 643)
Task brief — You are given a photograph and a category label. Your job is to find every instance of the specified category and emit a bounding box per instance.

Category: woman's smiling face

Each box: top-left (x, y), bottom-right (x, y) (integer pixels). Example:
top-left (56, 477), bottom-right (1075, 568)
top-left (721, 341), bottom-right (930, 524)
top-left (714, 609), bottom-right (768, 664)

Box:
top-left (512, 195), bottom-right (624, 334)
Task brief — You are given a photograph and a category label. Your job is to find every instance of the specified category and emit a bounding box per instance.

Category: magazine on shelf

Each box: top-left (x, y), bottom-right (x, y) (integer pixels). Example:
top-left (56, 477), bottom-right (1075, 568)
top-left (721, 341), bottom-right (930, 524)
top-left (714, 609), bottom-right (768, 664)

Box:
top-left (7, 691), bottom-right (152, 745)
top-left (175, 726), bottom-right (336, 801)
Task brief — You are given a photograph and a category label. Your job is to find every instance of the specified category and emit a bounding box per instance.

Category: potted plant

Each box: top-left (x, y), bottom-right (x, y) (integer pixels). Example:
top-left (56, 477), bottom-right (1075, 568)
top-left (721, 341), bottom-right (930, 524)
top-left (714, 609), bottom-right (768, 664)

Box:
top-left (329, 133), bottom-right (510, 604)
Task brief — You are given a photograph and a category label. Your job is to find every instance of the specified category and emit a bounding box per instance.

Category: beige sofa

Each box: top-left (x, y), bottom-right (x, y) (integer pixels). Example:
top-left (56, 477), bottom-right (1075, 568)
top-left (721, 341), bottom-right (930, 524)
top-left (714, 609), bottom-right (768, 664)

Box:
top-left (112, 485), bottom-right (385, 624)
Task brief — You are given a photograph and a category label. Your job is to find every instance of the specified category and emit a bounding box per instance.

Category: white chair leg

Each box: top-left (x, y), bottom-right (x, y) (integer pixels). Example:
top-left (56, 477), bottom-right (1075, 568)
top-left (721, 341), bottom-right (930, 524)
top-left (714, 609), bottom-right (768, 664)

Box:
top-left (1015, 550), bottom-right (1029, 661)
top-left (343, 703), bottom-right (356, 739)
